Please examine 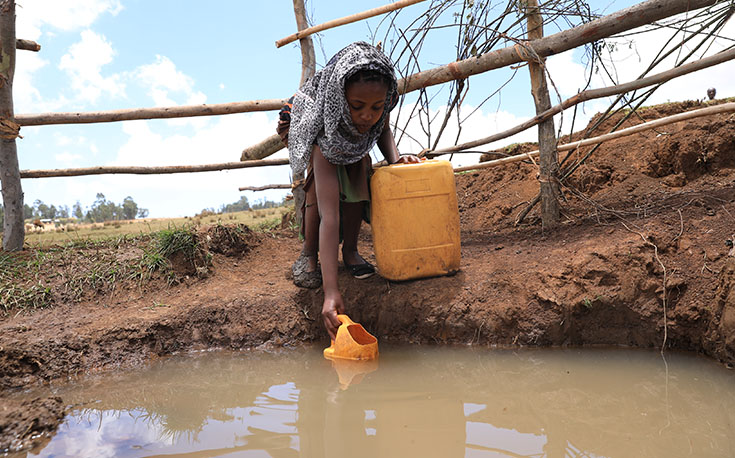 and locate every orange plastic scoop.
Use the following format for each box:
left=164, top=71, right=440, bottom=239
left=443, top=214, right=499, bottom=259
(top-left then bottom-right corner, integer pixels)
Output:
left=329, top=358, right=379, bottom=390
left=323, top=314, right=379, bottom=361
